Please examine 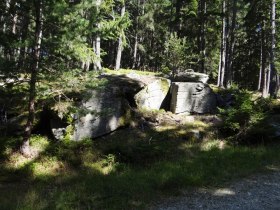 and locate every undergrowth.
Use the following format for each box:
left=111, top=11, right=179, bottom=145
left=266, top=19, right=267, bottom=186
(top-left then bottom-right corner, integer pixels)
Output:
left=1, top=123, right=280, bottom=209
left=218, top=86, right=278, bottom=144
